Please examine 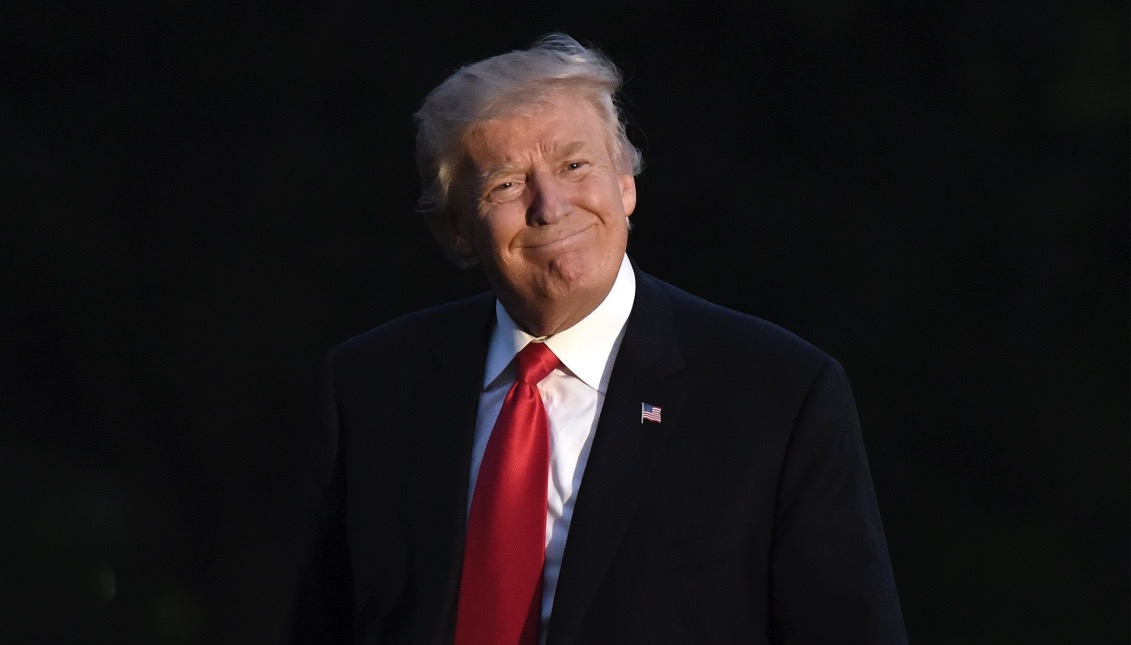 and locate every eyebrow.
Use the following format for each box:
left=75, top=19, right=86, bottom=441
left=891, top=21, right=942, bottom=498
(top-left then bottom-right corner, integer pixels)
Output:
left=476, top=140, right=590, bottom=184
left=550, top=140, right=587, bottom=160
